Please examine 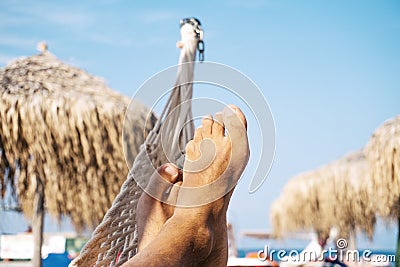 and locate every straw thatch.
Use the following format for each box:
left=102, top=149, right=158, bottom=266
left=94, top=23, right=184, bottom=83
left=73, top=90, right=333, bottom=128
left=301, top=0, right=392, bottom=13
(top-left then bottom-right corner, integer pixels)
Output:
left=330, top=151, right=375, bottom=238
left=0, top=51, right=155, bottom=230
left=365, top=115, right=400, bottom=218
left=270, top=170, right=333, bottom=238
left=271, top=151, right=375, bottom=239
